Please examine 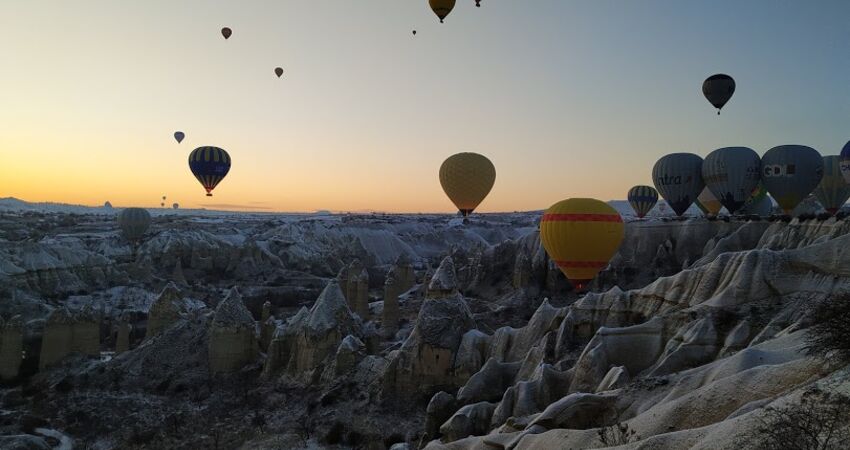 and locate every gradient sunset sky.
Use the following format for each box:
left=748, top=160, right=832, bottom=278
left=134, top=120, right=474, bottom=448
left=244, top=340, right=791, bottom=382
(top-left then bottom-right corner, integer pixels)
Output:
left=1, top=1, right=848, bottom=213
